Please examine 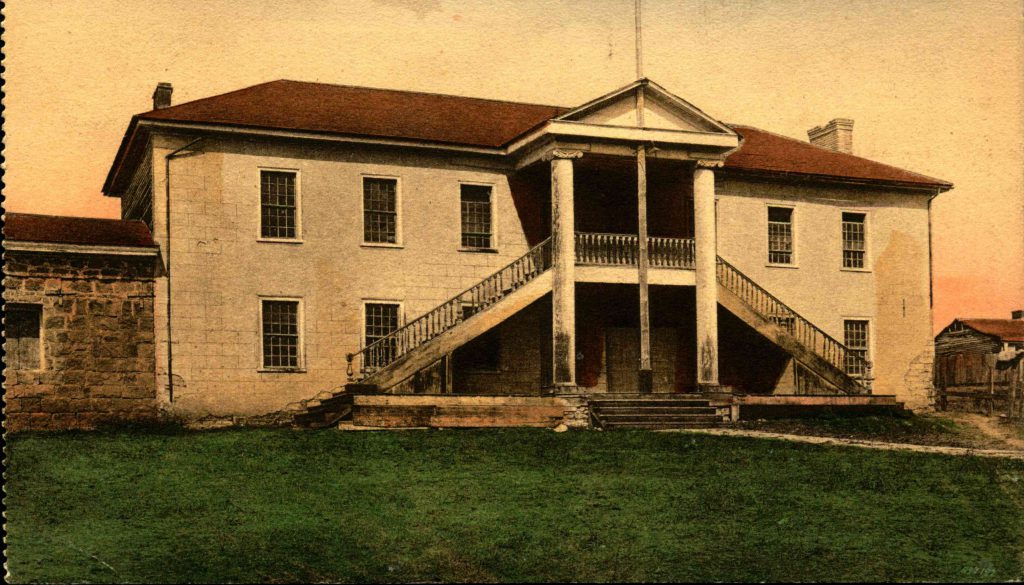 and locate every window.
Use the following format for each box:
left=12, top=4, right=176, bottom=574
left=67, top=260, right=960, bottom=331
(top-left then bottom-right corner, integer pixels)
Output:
left=460, top=184, right=493, bottom=249
left=7, top=304, right=42, bottom=370
left=261, top=299, right=301, bottom=369
left=767, top=206, right=794, bottom=265
left=457, top=304, right=501, bottom=371
left=260, top=171, right=298, bottom=239
left=842, top=212, right=867, bottom=269
left=363, top=177, right=398, bottom=244
left=364, top=302, right=400, bottom=368
left=843, top=319, right=869, bottom=376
